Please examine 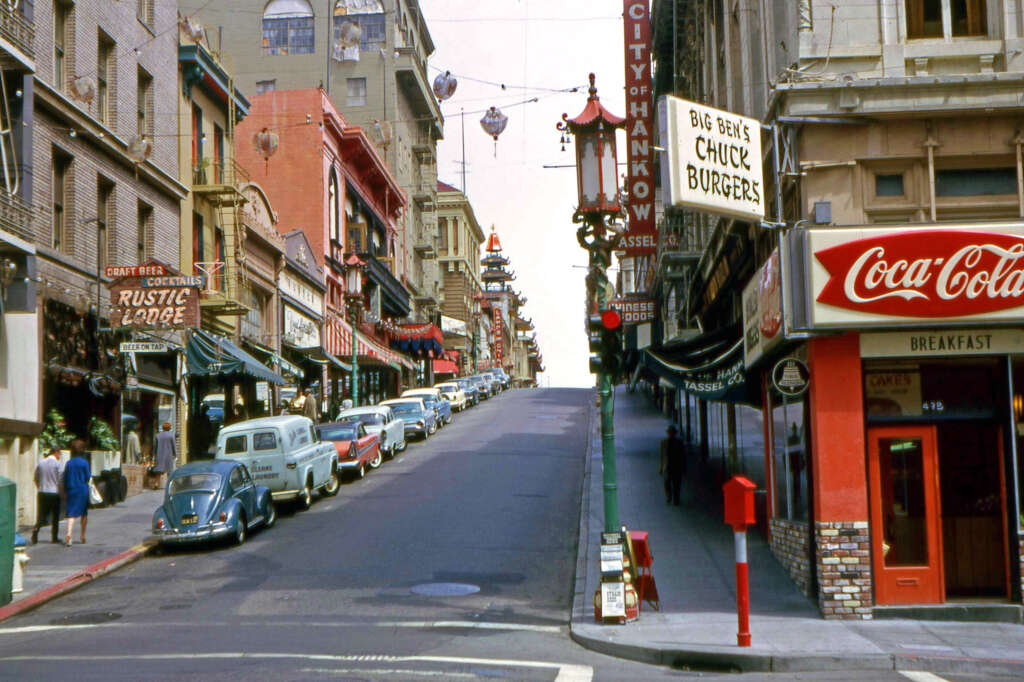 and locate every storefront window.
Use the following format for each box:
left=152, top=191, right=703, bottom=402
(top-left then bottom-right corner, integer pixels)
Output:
left=1011, top=361, right=1024, bottom=531
left=771, top=392, right=808, bottom=522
